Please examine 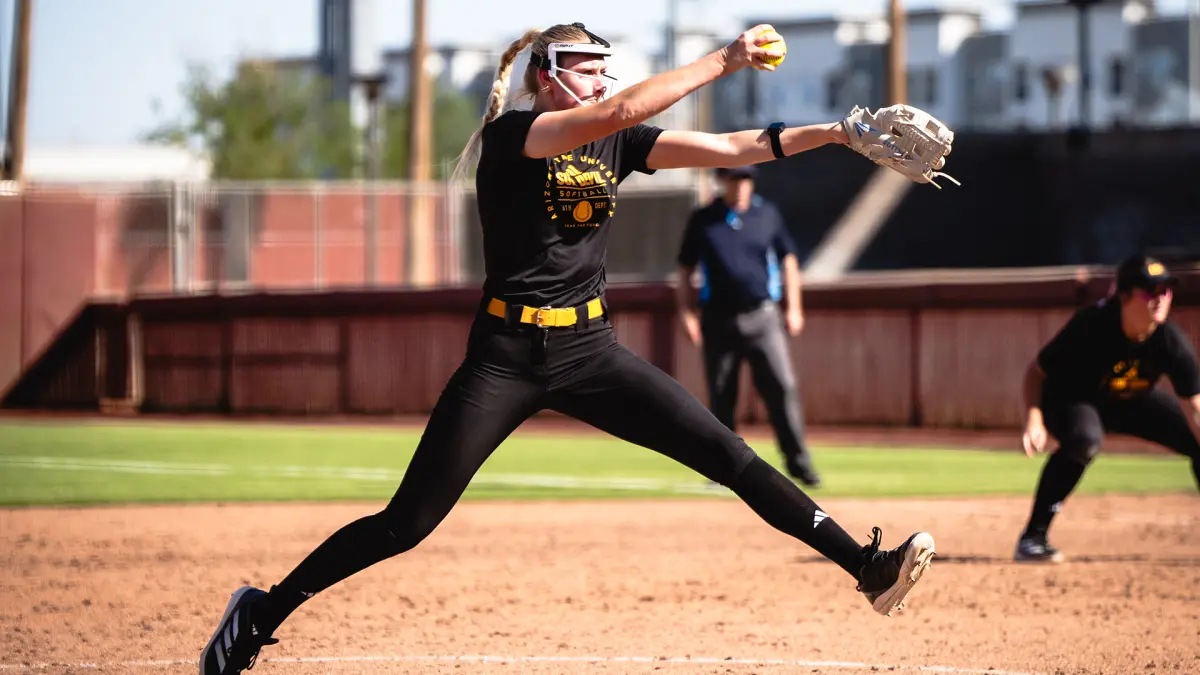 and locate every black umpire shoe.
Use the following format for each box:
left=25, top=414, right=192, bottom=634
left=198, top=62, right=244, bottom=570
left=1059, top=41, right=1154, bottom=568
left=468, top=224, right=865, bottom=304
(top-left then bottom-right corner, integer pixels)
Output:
left=1013, top=532, right=1064, bottom=564
left=857, top=527, right=937, bottom=616
left=199, top=586, right=279, bottom=675
left=785, top=457, right=822, bottom=488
